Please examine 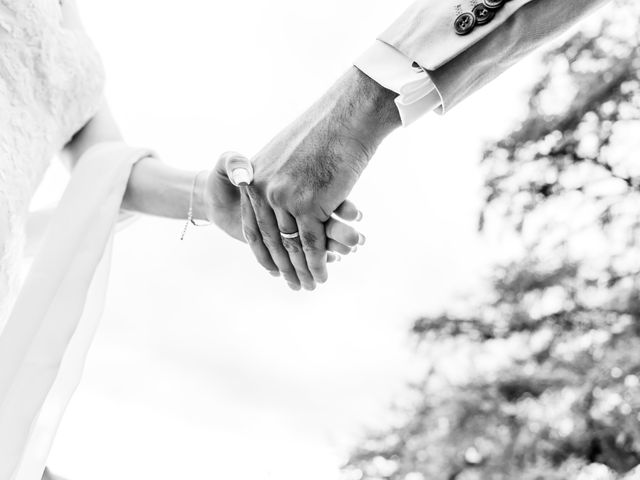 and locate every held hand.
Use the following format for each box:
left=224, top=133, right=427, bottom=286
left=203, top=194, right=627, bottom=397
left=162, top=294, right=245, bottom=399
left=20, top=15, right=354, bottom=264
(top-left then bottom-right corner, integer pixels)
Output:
left=202, top=152, right=247, bottom=242
left=204, top=152, right=365, bottom=283
left=242, top=67, right=400, bottom=290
